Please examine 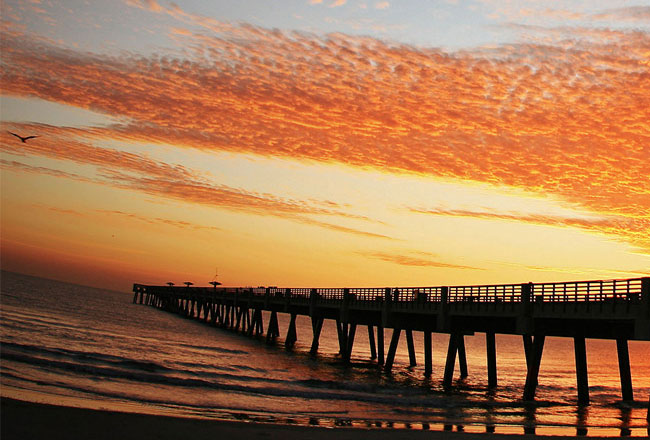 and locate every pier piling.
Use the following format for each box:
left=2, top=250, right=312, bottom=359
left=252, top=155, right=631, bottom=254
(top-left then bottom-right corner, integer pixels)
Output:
left=285, top=313, right=297, bottom=348
left=574, top=336, right=589, bottom=405
left=377, top=326, right=385, bottom=365
left=406, top=330, right=417, bottom=367
left=443, top=333, right=459, bottom=389
left=486, top=331, right=497, bottom=388
left=616, top=338, right=633, bottom=401
left=384, top=328, right=401, bottom=372
left=523, top=335, right=545, bottom=401
left=310, top=317, right=324, bottom=354
left=423, top=330, right=433, bottom=376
